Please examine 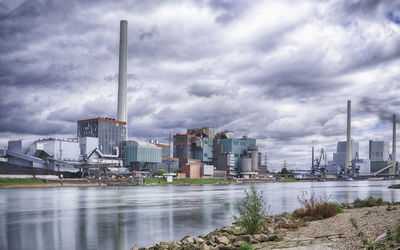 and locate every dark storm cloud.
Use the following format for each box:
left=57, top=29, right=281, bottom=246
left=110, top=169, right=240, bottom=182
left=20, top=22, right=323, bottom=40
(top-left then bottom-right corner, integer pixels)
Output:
left=186, top=83, right=227, bottom=97
left=206, top=0, right=253, bottom=23
left=360, top=97, right=400, bottom=123
left=1, top=0, right=400, bottom=169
